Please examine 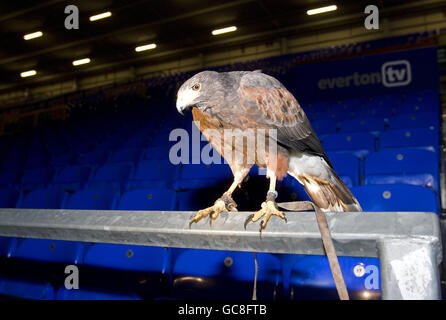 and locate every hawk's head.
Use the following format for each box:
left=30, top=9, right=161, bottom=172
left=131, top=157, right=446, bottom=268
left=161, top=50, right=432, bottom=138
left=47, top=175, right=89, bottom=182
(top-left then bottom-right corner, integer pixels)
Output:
left=176, top=71, right=220, bottom=115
